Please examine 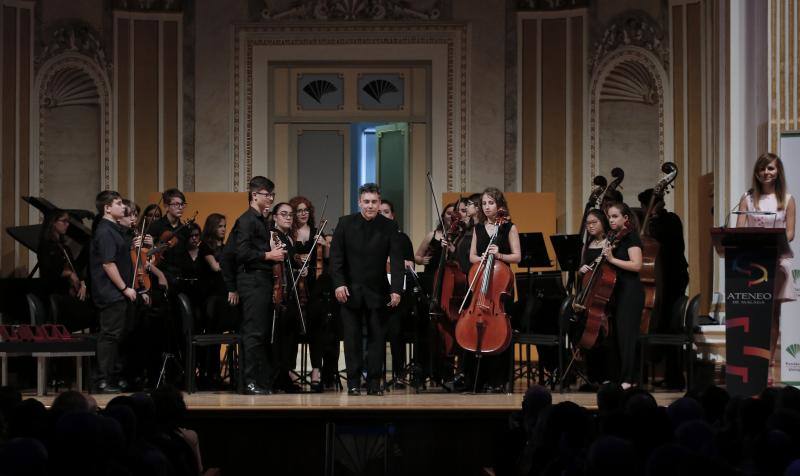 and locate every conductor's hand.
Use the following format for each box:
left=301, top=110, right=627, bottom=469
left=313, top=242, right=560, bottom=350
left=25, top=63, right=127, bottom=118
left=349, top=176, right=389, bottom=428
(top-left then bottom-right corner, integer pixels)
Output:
left=265, top=247, right=287, bottom=262
left=335, top=286, right=350, bottom=303
left=388, top=293, right=401, bottom=308
left=579, top=264, right=592, bottom=275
